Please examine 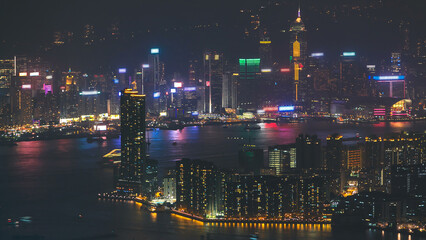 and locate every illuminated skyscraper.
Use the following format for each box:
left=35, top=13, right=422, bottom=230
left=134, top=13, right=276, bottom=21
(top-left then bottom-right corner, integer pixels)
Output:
left=237, top=58, right=261, bottom=110
left=176, top=158, right=223, bottom=217
left=268, top=144, right=297, bottom=175
left=221, top=71, right=238, bottom=109
left=116, top=89, right=146, bottom=195
left=16, top=83, right=33, bottom=125
left=0, top=59, right=14, bottom=89
left=60, top=70, right=80, bottom=118
left=203, top=51, right=223, bottom=113
left=259, top=33, right=272, bottom=69
left=346, top=145, right=363, bottom=170
left=289, top=6, right=307, bottom=103
left=339, top=52, right=367, bottom=97
left=390, top=52, right=402, bottom=74
left=148, top=48, right=166, bottom=113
